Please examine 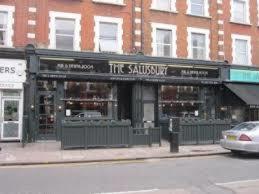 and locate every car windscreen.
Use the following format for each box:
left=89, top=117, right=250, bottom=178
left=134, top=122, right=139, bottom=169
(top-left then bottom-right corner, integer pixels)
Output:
left=232, top=123, right=259, bottom=131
